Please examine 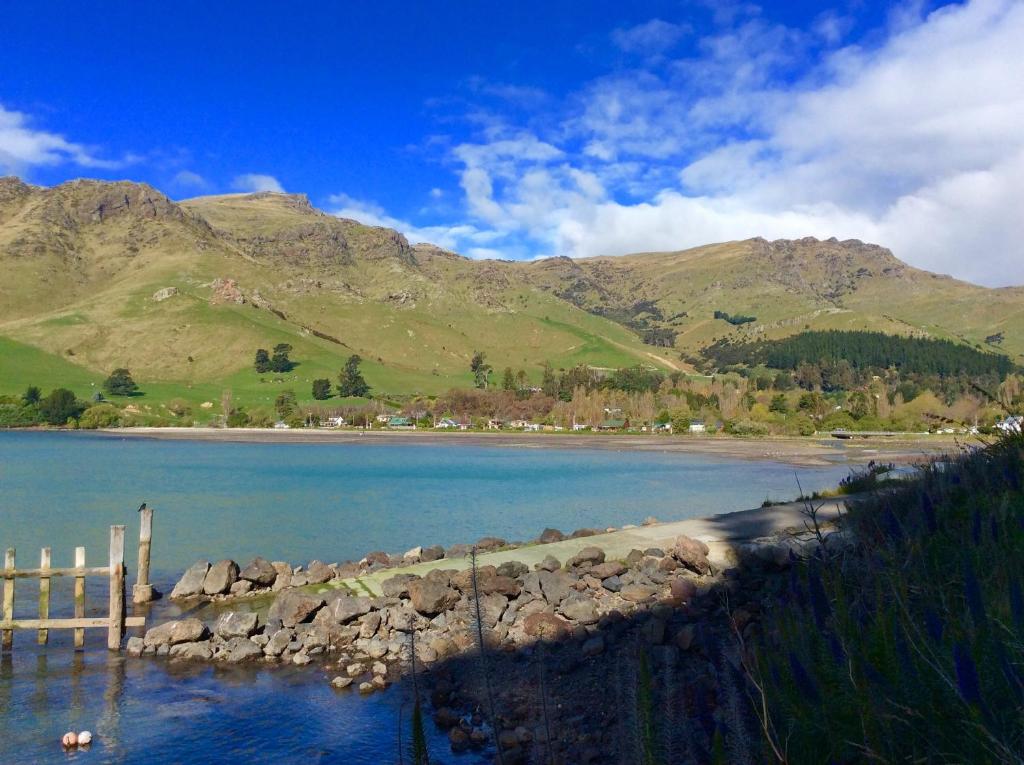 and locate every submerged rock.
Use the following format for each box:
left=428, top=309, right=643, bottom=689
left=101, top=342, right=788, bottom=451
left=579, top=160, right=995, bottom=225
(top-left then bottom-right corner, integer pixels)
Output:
left=144, top=618, right=208, bottom=647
